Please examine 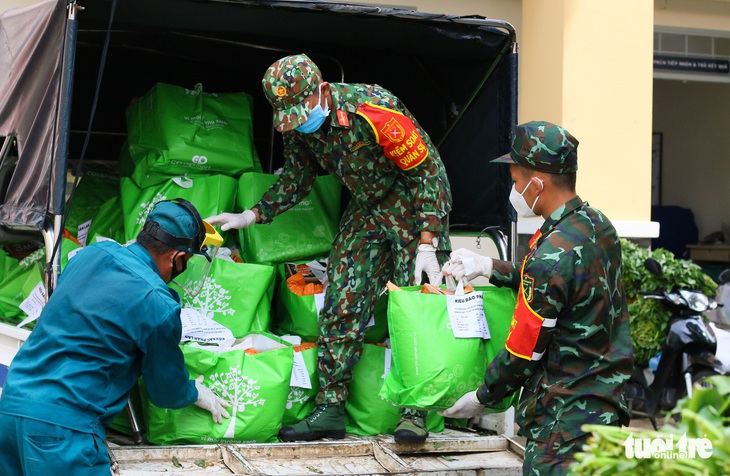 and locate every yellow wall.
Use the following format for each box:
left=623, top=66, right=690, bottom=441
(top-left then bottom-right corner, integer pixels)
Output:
left=655, top=0, right=730, bottom=30
left=520, top=0, right=654, bottom=224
